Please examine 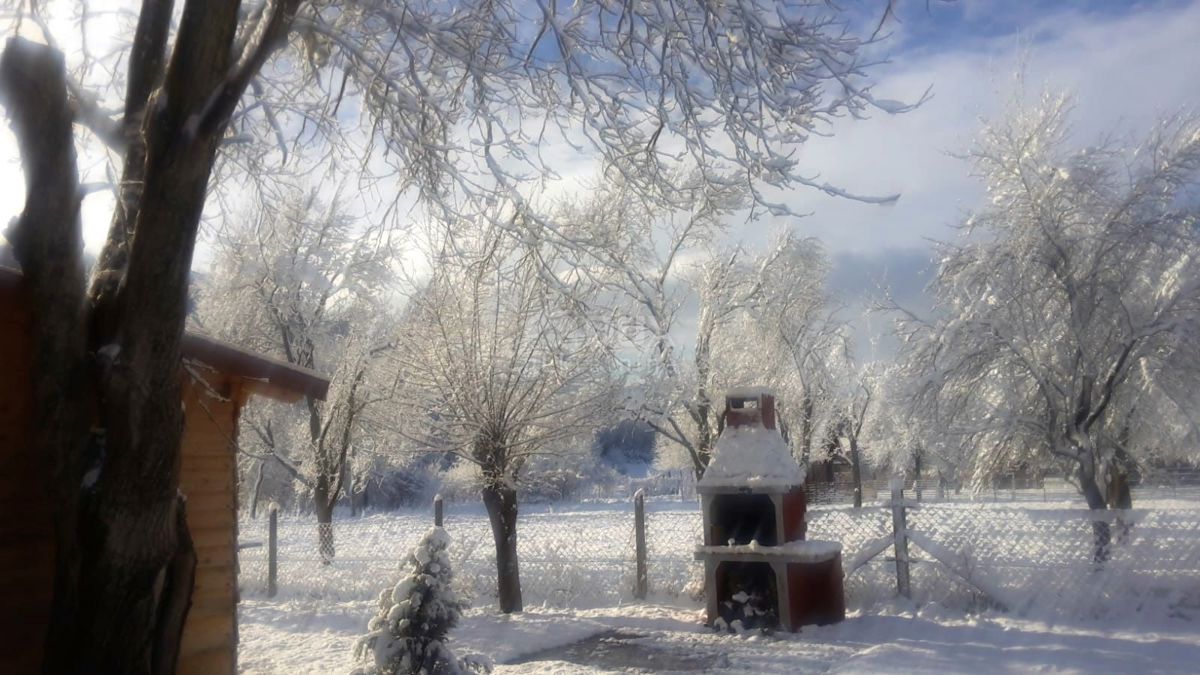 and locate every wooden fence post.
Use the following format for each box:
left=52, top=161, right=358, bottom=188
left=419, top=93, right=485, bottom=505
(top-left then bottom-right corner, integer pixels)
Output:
left=268, top=503, right=278, bottom=599
left=889, top=478, right=911, bottom=598
left=634, top=489, right=648, bottom=600
left=434, top=494, right=444, bottom=527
